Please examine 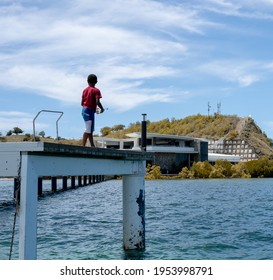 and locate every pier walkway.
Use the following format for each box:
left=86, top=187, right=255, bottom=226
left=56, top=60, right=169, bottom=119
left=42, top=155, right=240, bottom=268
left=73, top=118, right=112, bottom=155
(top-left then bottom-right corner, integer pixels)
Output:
left=0, top=142, right=151, bottom=259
